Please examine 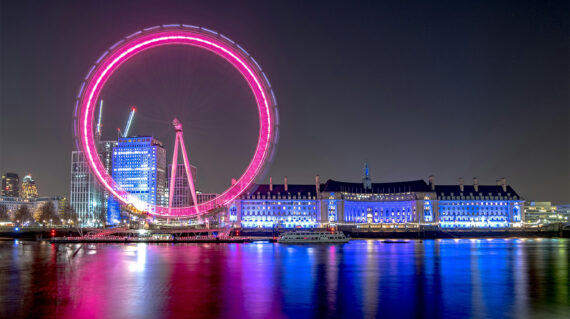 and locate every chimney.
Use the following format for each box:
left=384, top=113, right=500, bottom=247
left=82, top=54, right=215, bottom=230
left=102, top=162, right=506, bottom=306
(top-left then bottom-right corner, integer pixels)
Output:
left=269, top=177, right=273, bottom=192
left=473, top=177, right=479, bottom=192
left=501, top=177, right=507, bottom=192
left=284, top=176, right=288, bottom=192
left=315, top=175, right=320, bottom=199
left=428, top=175, right=435, bottom=191
left=459, top=177, right=464, bottom=192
